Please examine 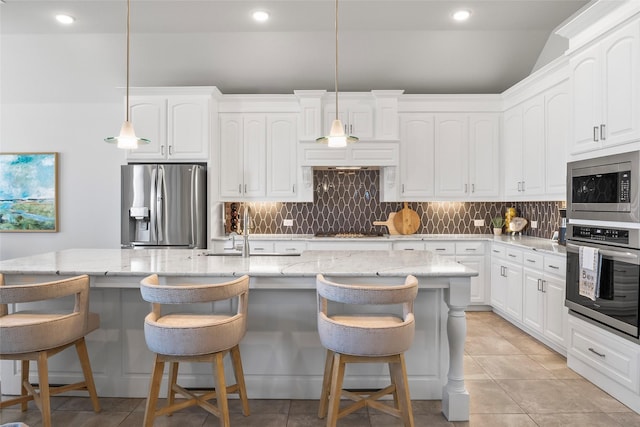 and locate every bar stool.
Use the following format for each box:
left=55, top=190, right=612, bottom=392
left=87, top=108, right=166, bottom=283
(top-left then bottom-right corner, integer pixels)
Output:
left=316, top=274, right=418, bottom=427
left=0, top=274, right=101, bottom=427
left=139, top=274, right=250, bottom=427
